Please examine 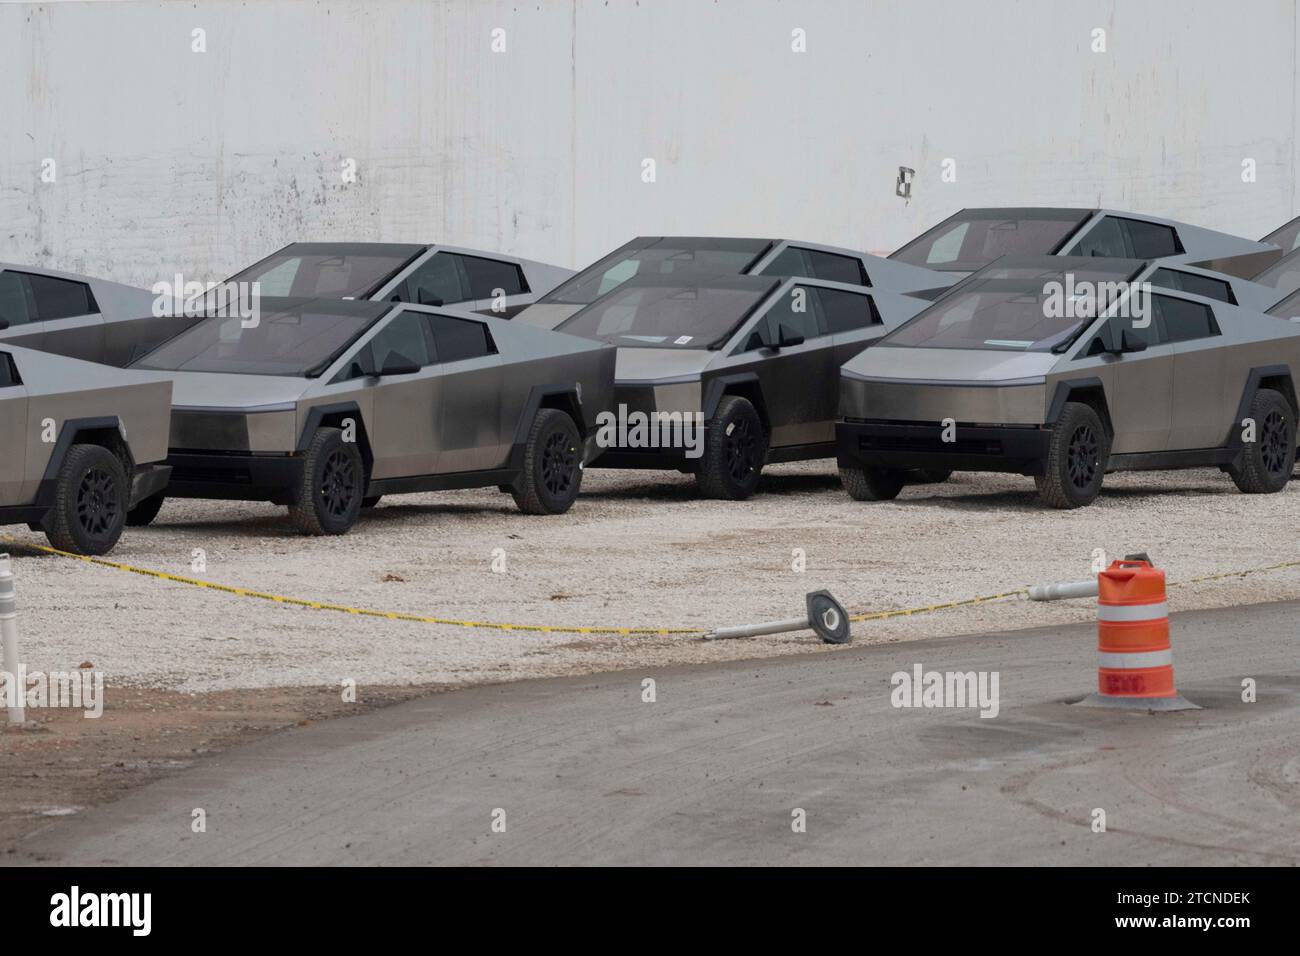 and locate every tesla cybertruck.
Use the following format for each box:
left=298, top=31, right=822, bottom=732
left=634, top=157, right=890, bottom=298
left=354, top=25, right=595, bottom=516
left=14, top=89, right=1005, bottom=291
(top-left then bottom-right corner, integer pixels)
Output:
left=1261, top=214, right=1300, bottom=256
left=548, top=272, right=929, bottom=500
left=889, top=208, right=1283, bottom=280
left=514, top=236, right=955, bottom=330
left=0, top=263, right=179, bottom=366
left=128, top=297, right=614, bottom=534
left=836, top=256, right=1300, bottom=508
left=0, top=344, right=171, bottom=554
left=219, top=242, right=573, bottom=318
left=1250, top=245, right=1300, bottom=305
